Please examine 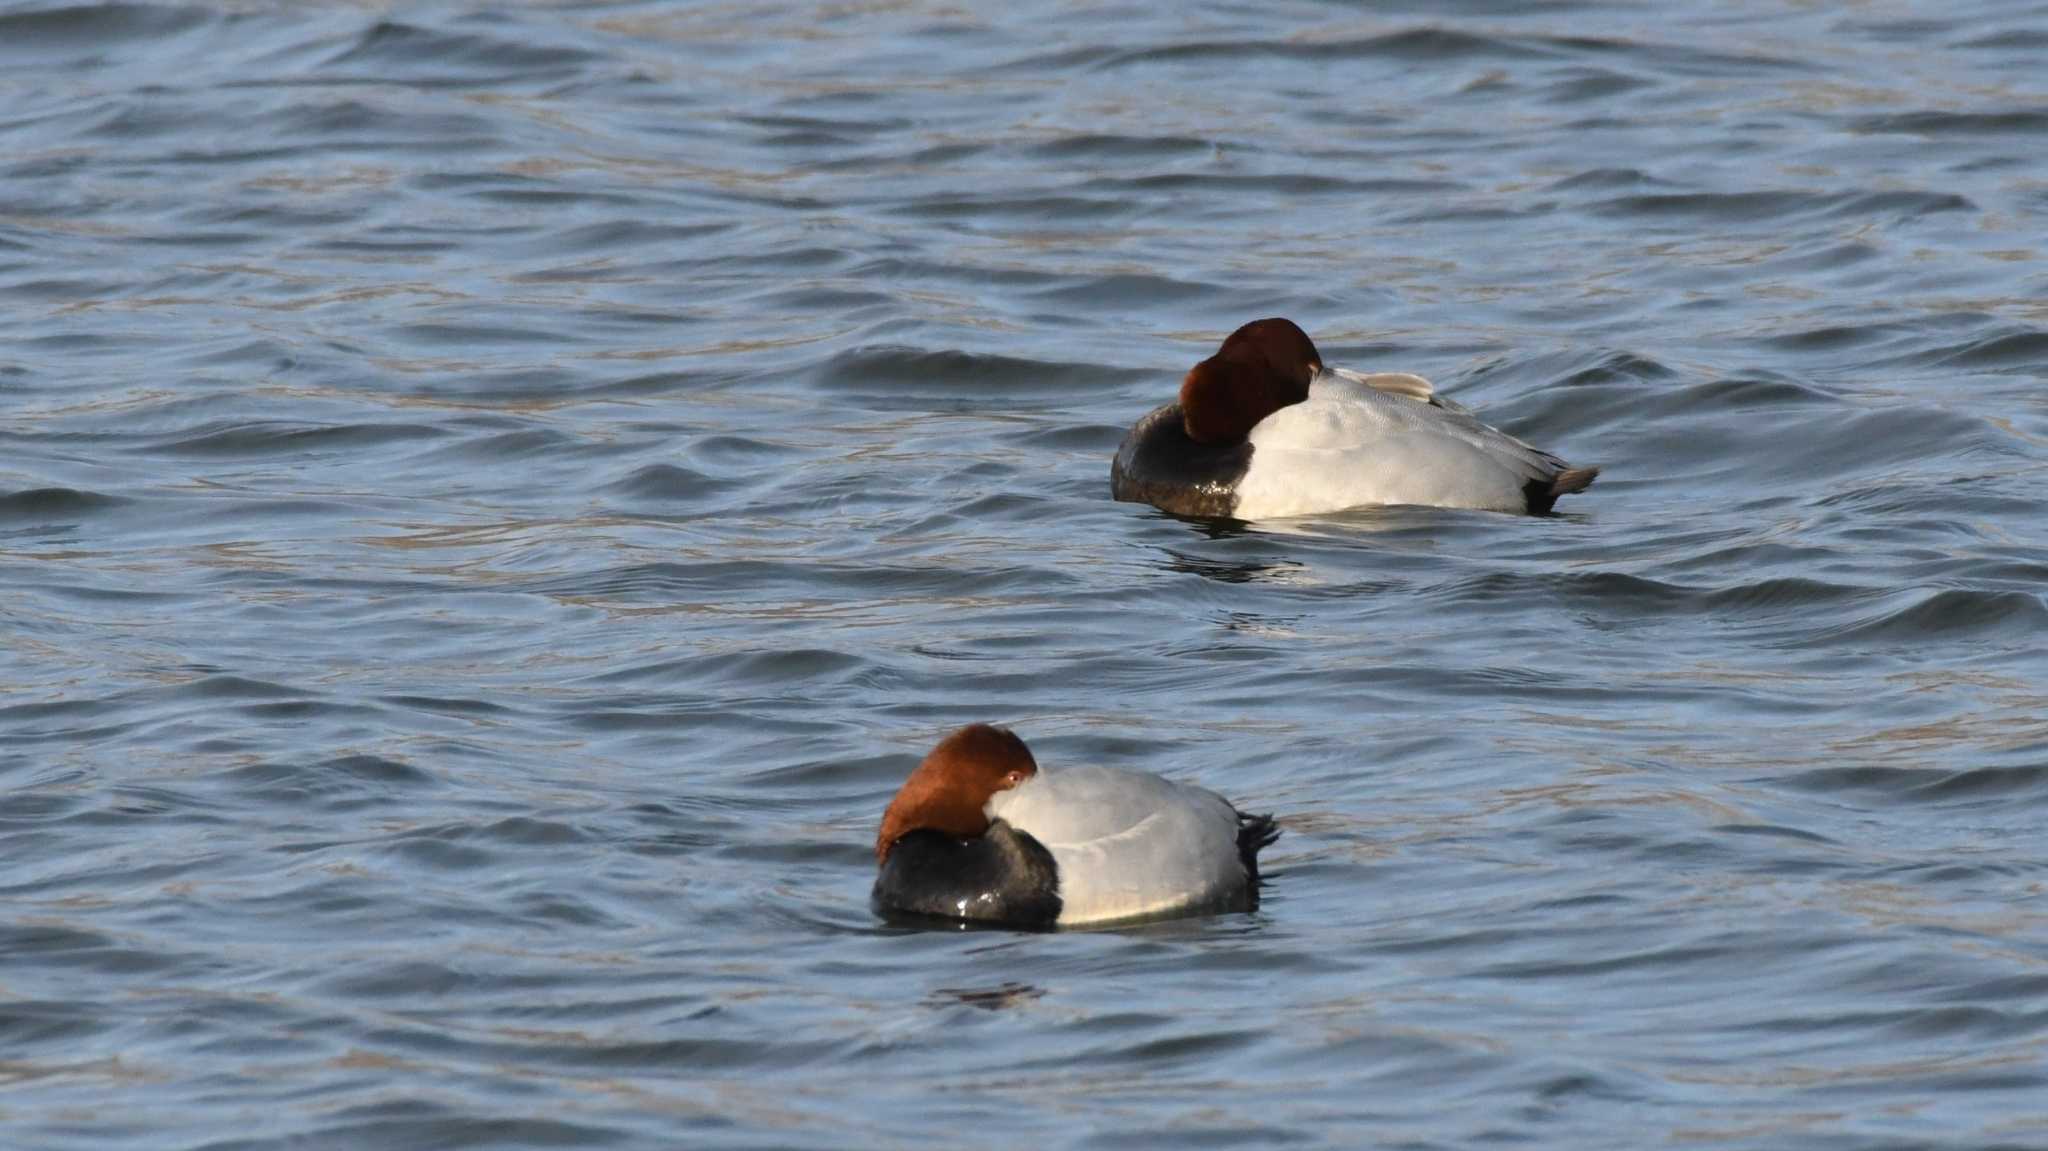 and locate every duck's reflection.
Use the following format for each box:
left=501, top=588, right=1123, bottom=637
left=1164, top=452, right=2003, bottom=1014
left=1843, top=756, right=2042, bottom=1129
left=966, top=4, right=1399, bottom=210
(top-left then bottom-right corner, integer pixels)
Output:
left=926, top=981, right=1045, bottom=1012
left=1156, top=547, right=1305, bottom=586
